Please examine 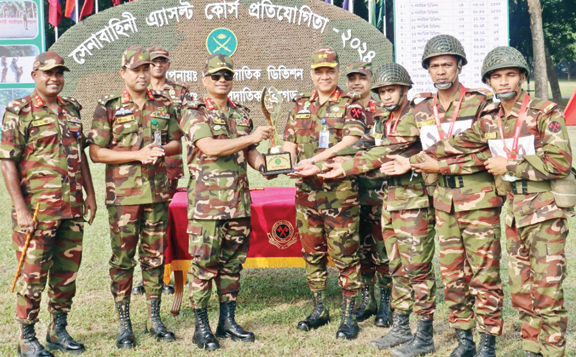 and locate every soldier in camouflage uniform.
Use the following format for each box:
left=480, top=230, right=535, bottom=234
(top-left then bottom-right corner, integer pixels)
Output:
left=415, top=46, right=571, bottom=357
left=87, top=47, right=182, bottom=349
left=282, top=47, right=365, bottom=340
left=148, top=45, right=191, bottom=197
left=342, top=62, right=392, bottom=326
left=320, top=63, right=437, bottom=354
left=0, top=51, right=96, bottom=356
left=182, top=54, right=273, bottom=351
left=384, top=35, right=504, bottom=357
